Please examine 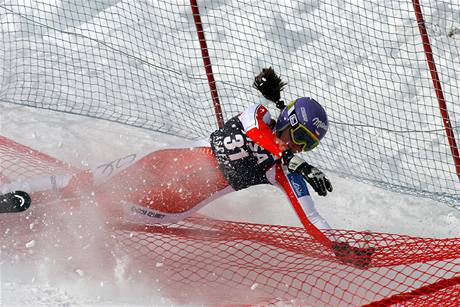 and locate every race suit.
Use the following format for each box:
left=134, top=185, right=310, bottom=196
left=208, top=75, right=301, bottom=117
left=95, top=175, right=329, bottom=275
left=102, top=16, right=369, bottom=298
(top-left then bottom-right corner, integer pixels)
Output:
left=0, top=104, right=331, bottom=234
